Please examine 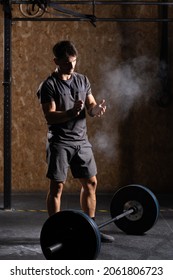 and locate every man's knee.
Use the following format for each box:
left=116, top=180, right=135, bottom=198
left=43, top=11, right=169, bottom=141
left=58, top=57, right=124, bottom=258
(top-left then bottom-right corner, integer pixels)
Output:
left=80, top=176, right=97, bottom=192
left=88, top=177, right=97, bottom=189
left=49, top=180, right=64, bottom=196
